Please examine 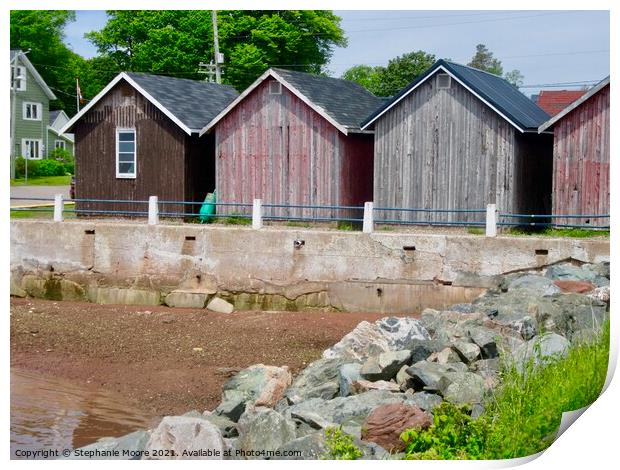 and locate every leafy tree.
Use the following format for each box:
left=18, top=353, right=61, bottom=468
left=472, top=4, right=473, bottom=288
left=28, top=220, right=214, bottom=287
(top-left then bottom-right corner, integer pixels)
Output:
left=342, top=50, right=435, bottom=97
left=468, top=44, right=503, bottom=75
left=504, top=69, right=524, bottom=87
left=10, top=10, right=82, bottom=112
left=86, top=10, right=347, bottom=91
